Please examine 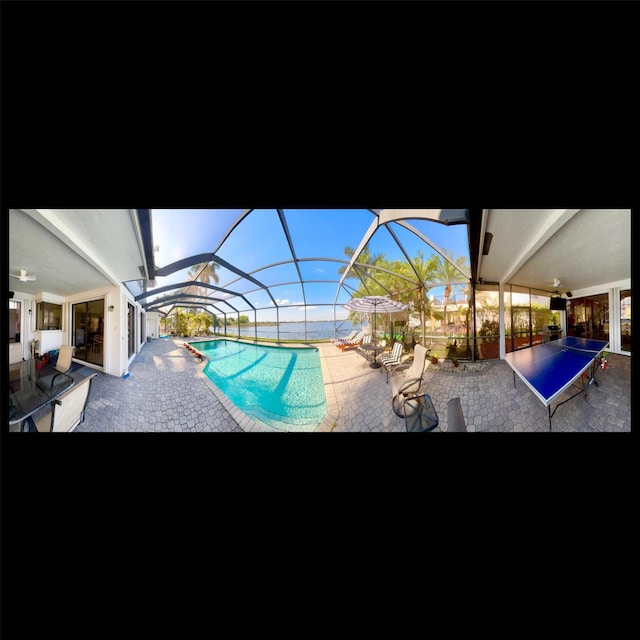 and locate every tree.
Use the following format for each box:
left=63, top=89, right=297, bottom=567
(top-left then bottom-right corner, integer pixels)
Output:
left=387, top=251, right=441, bottom=347
left=187, top=262, right=220, bottom=298
left=338, top=246, right=386, bottom=284
left=429, top=250, right=469, bottom=333
left=339, top=245, right=389, bottom=334
left=174, top=309, right=190, bottom=336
